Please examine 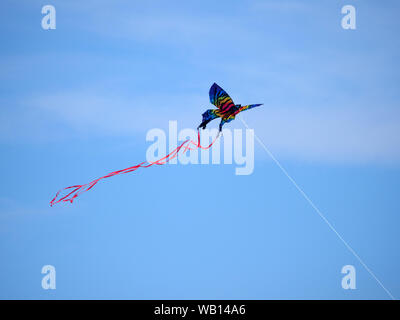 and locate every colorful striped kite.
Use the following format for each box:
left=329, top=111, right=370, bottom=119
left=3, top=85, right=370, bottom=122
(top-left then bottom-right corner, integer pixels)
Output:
left=50, top=83, right=262, bottom=206
left=198, top=83, right=262, bottom=131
